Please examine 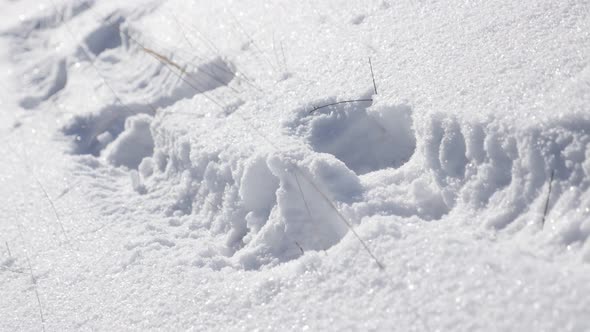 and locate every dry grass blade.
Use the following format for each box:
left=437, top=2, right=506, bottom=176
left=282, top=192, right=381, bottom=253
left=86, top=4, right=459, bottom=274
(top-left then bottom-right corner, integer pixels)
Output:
left=0, top=266, right=26, bottom=274
left=6, top=141, right=69, bottom=244
left=142, top=47, right=185, bottom=72
left=17, top=227, right=46, bottom=332
left=167, top=9, right=263, bottom=93
left=294, top=167, right=385, bottom=270
left=280, top=41, right=288, bottom=72
left=293, top=171, right=329, bottom=255
left=5, top=241, right=11, bottom=257
left=369, top=57, right=378, bottom=95
left=31, top=173, right=70, bottom=243
left=309, top=99, right=373, bottom=114
left=293, top=171, right=313, bottom=223
left=541, top=169, right=555, bottom=228
left=141, top=48, right=226, bottom=109
left=142, top=46, right=243, bottom=95
left=295, top=241, right=305, bottom=254
left=48, top=0, right=159, bottom=115
left=227, top=9, right=277, bottom=74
